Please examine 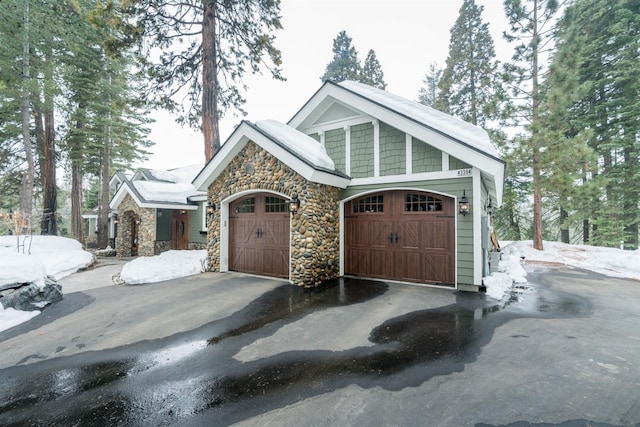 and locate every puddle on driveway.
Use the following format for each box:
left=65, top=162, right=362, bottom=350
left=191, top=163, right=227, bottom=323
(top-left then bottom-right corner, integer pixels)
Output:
left=0, top=277, right=590, bottom=426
